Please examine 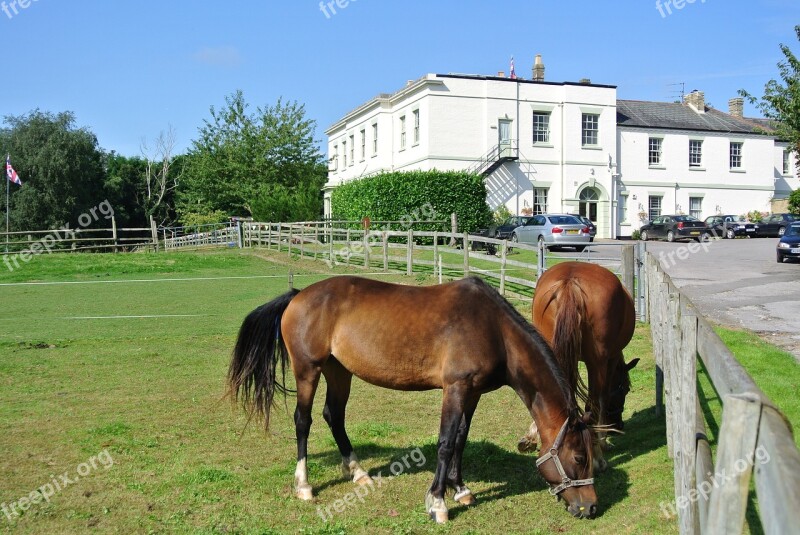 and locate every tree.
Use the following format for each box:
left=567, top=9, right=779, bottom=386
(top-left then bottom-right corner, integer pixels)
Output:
left=103, top=152, right=148, bottom=228
left=740, top=25, right=800, bottom=168
left=0, top=110, right=106, bottom=231
left=179, top=91, right=326, bottom=223
left=141, top=126, right=181, bottom=226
